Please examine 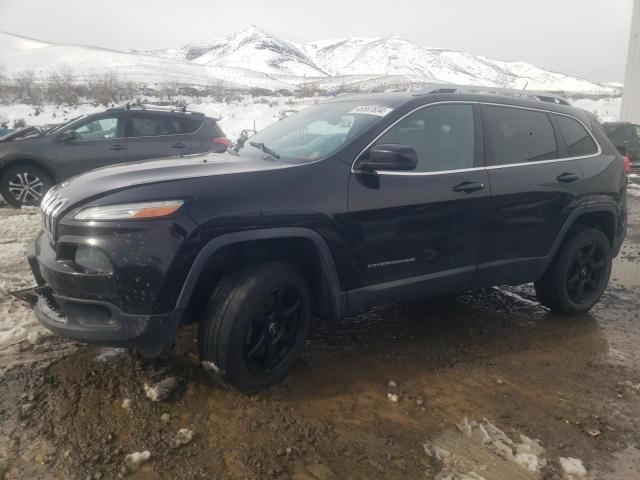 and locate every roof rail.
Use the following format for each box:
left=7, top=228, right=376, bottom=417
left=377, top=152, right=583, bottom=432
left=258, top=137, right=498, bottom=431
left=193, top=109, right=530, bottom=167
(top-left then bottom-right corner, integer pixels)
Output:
left=107, top=104, right=205, bottom=116
left=414, top=84, right=571, bottom=106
